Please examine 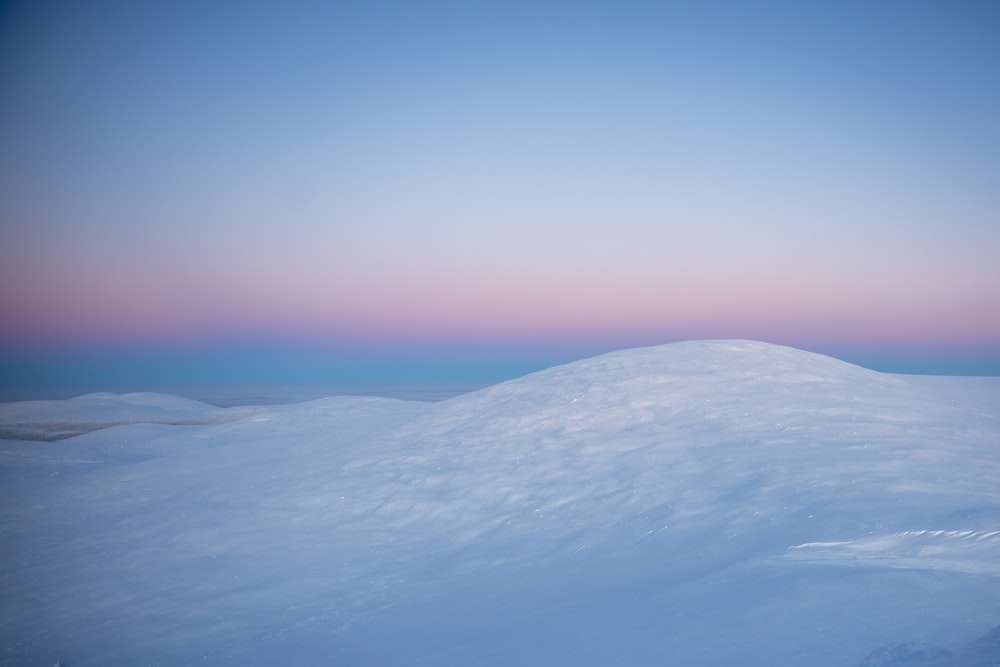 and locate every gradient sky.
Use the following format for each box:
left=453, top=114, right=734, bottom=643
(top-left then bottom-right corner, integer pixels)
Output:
left=1, top=1, right=999, bottom=399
